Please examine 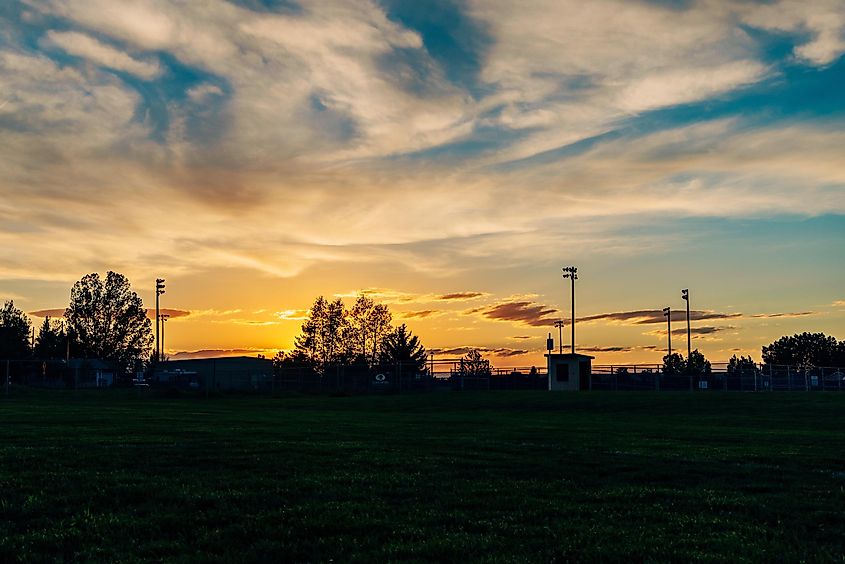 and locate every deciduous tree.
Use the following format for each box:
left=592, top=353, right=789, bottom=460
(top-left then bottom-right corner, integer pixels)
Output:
left=762, top=333, right=844, bottom=368
left=293, top=296, right=349, bottom=370
left=0, top=300, right=31, bottom=359
left=727, top=354, right=756, bottom=374
left=64, top=271, right=152, bottom=372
